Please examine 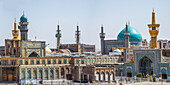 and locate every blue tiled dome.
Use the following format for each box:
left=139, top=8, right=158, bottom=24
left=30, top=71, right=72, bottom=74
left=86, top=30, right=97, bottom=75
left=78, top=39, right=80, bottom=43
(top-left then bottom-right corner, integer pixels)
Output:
left=20, top=14, right=27, bottom=22
left=113, top=49, right=121, bottom=52
left=117, top=26, right=142, bottom=42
